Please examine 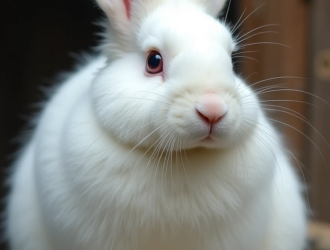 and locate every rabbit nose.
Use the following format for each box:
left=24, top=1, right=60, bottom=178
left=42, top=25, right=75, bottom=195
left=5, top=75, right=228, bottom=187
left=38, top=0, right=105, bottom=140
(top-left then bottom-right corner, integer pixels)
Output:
left=195, top=94, right=228, bottom=124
